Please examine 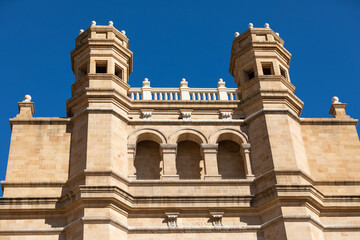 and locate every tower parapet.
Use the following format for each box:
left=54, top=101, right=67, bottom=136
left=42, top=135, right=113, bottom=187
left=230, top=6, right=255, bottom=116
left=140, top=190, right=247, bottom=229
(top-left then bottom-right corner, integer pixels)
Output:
left=68, top=21, right=133, bottom=116
left=230, top=23, right=303, bottom=116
